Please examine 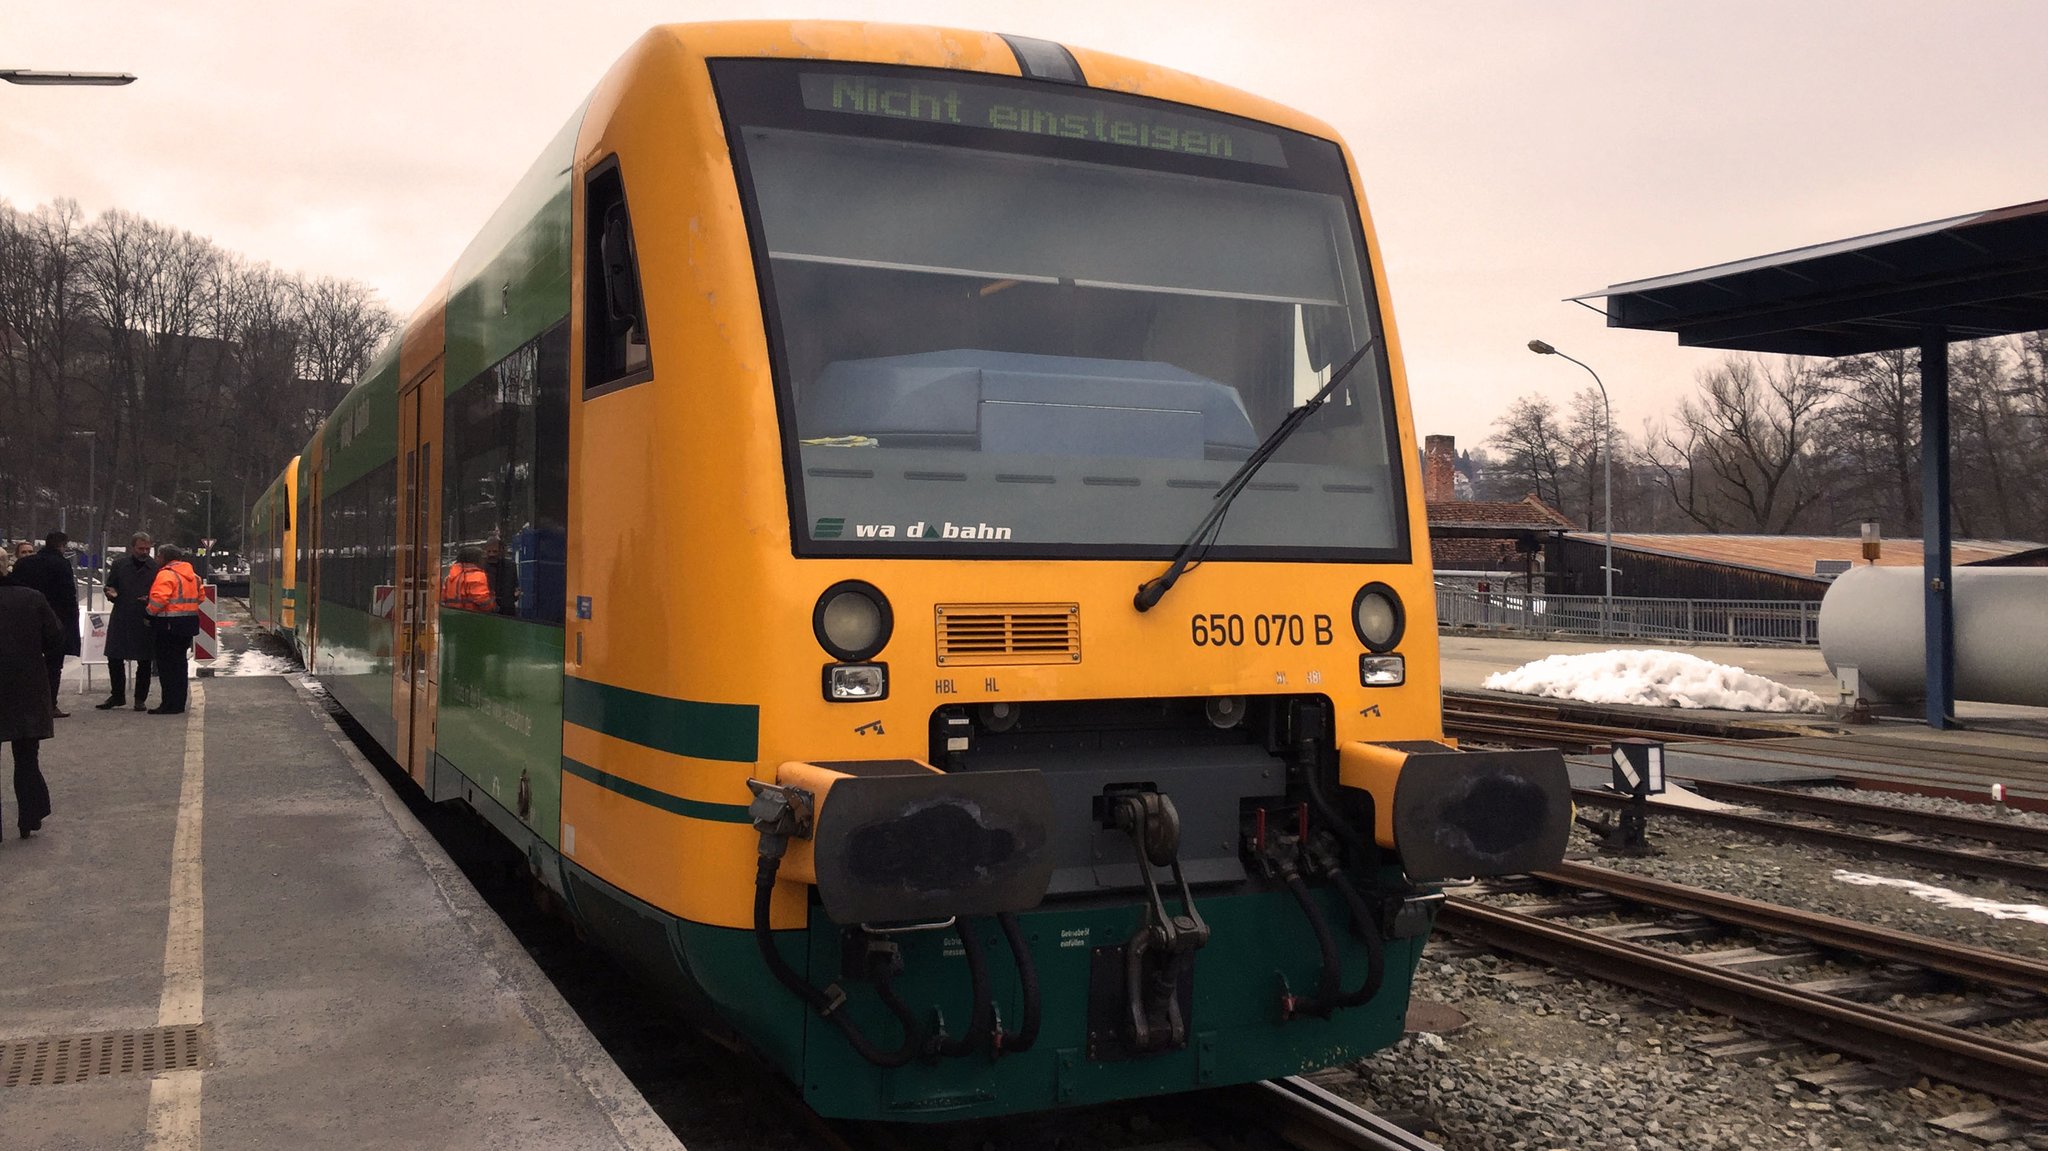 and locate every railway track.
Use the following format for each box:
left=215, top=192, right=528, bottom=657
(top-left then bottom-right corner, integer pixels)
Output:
left=1441, top=693, right=1792, bottom=752
left=813, top=1075, right=1446, bottom=1151
left=1438, top=861, right=2048, bottom=1108
left=1445, top=689, right=2048, bottom=813
left=1207, top=1076, right=1447, bottom=1151
left=1574, top=783, right=2048, bottom=891
left=1682, top=778, right=2048, bottom=853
